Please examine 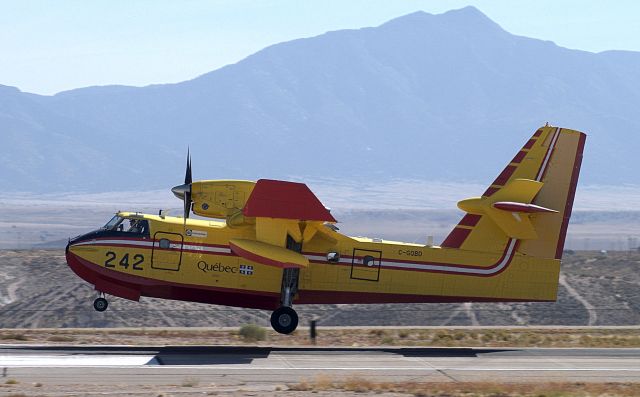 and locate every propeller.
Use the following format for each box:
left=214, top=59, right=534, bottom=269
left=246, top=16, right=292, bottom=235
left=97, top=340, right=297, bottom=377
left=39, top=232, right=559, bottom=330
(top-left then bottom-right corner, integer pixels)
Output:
left=171, top=149, right=193, bottom=225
